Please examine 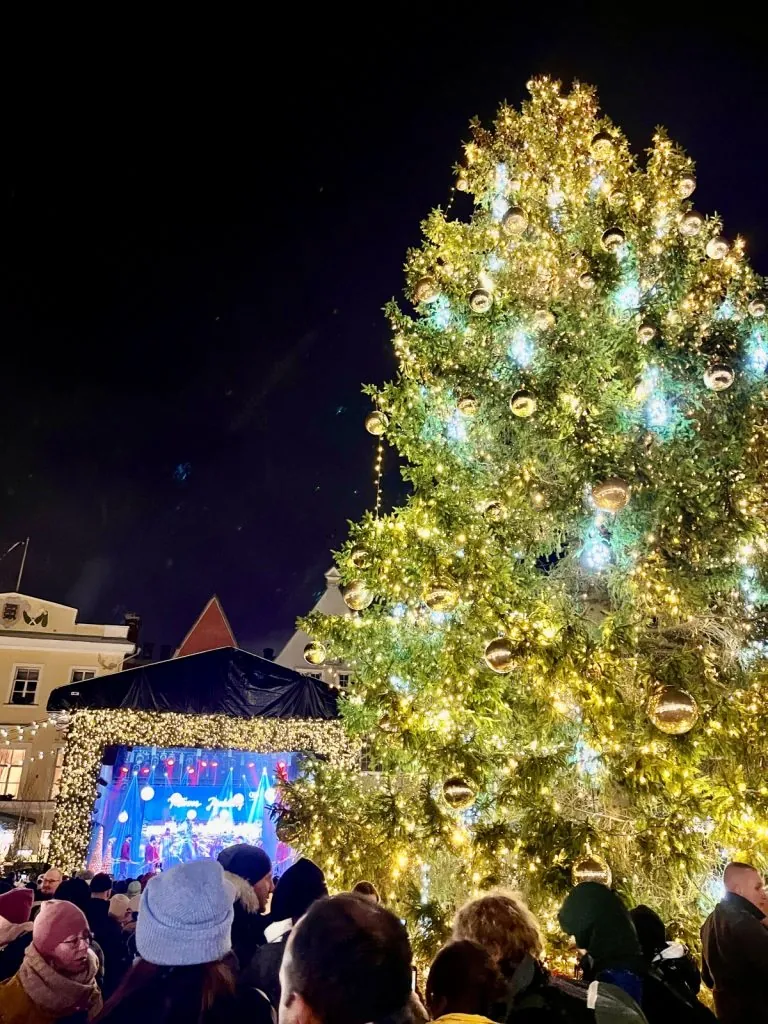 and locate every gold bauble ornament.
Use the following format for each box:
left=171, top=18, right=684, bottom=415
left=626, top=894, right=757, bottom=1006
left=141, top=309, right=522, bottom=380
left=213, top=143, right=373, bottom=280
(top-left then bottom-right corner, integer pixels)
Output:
left=590, top=131, right=614, bottom=159
left=510, top=390, right=537, bottom=418
left=483, top=637, right=515, bottom=674
left=303, top=641, right=327, bottom=666
left=413, top=276, right=438, bottom=304
left=637, top=322, right=657, bottom=344
left=365, top=410, right=389, bottom=436
left=601, top=227, right=626, bottom=252
left=748, top=299, right=766, bottom=318
left=456, top=176, right=469, bottom=192
left=483, top=500, right=506, bottom=523
left=469, top=288, right=492, bottom=313
left=647, top=685, right=699, bottom=735
left=533, top=309, right=556, bottom=331
left=502, top=206, right=528, bottom=235
left=679, top=211, right=704, bottom=237
left=572, top=853, right=612, bottom=887
left=592, top=477, right=630, bottom=513
left=677, top=174, right=697, bottom=199
left=443, top=776, right=475, bottom=810
left=609, top=190, right=626, bottom=207
left=350, top=547, right=370, bottom=569
left=578, top=272, right=596, bottom=290
left=706, top=235, right=729, bottom=260
left=457, top=395, right=478, bottom=416
left=424, top=581, right=458, bottom=613
left=703, top=364, right=735, bottom=392
left=342, top=581, right=374, bottom=611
